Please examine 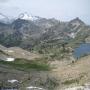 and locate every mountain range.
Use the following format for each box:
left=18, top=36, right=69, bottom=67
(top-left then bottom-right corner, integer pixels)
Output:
left=1, top=12, right=90, bottom=90
left=0, top=13, right=90, bottom=51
